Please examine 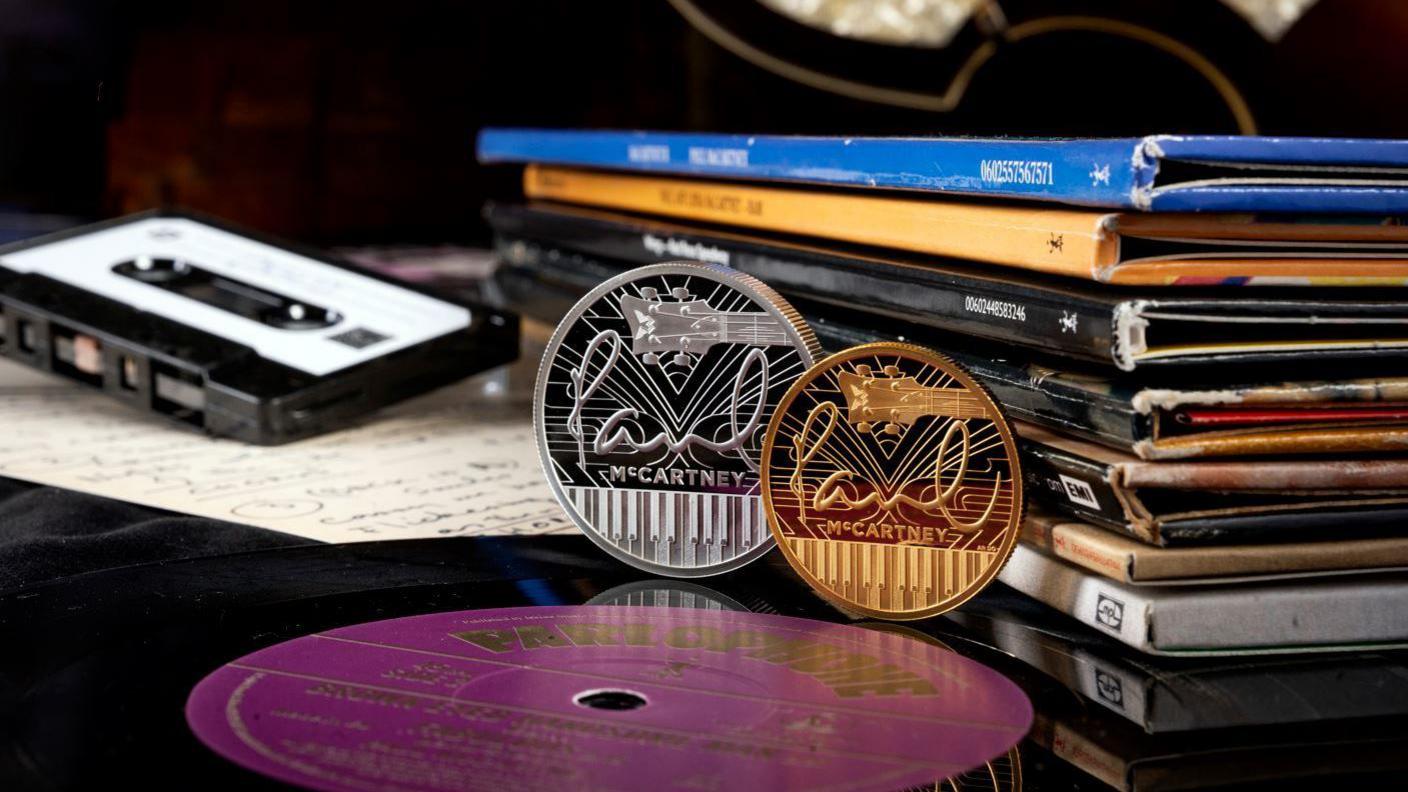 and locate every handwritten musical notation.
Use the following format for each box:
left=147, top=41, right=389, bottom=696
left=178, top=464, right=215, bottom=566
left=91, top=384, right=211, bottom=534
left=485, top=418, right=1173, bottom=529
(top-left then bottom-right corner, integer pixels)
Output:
left=0, top=357, right=576, bottom=543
